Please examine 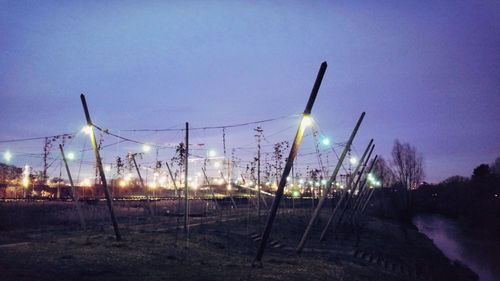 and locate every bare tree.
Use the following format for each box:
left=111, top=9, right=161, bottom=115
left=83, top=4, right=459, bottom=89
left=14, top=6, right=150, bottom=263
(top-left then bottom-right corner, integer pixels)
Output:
left=372, top=156, right=396, bottom=187
left=391, top=139, right=424, bottom=190
left=491, top=157, right=500, bottom=176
